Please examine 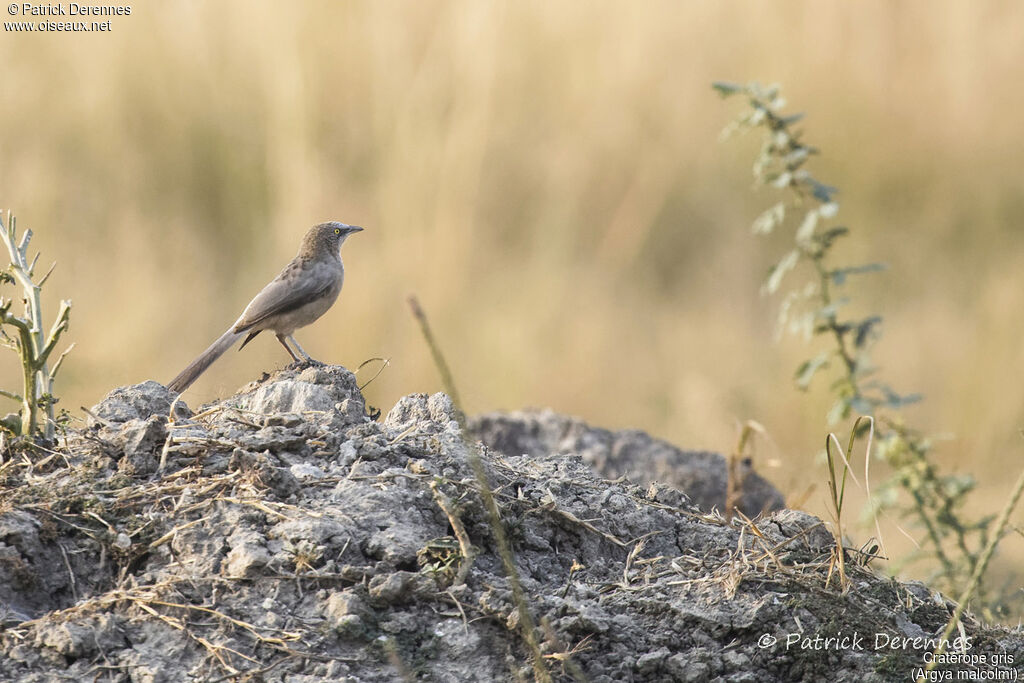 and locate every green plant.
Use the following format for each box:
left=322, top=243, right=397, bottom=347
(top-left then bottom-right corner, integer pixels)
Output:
left=715, top=82, right=1017, bottom=618
left=823, top=416, right=875, bottom=591
left=0, top=211, right=74, bottom=442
